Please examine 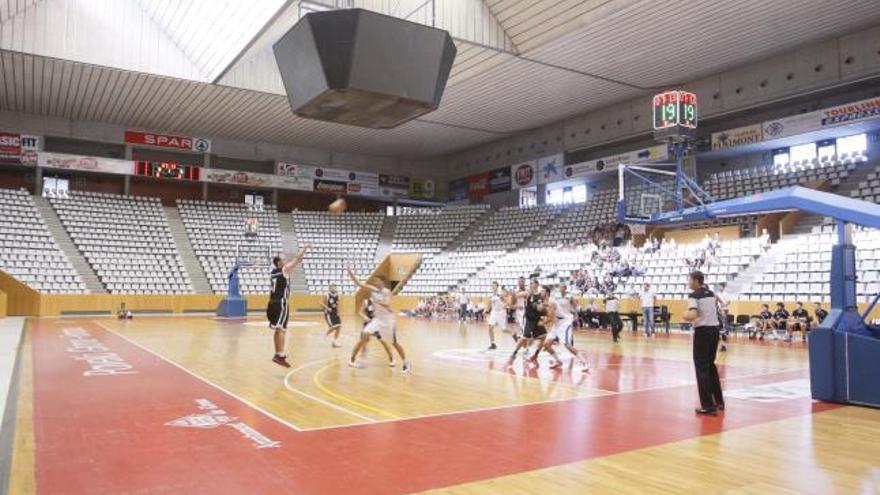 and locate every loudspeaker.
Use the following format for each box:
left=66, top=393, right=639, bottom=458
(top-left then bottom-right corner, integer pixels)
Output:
left=273, top=9, right=456, bottom=129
